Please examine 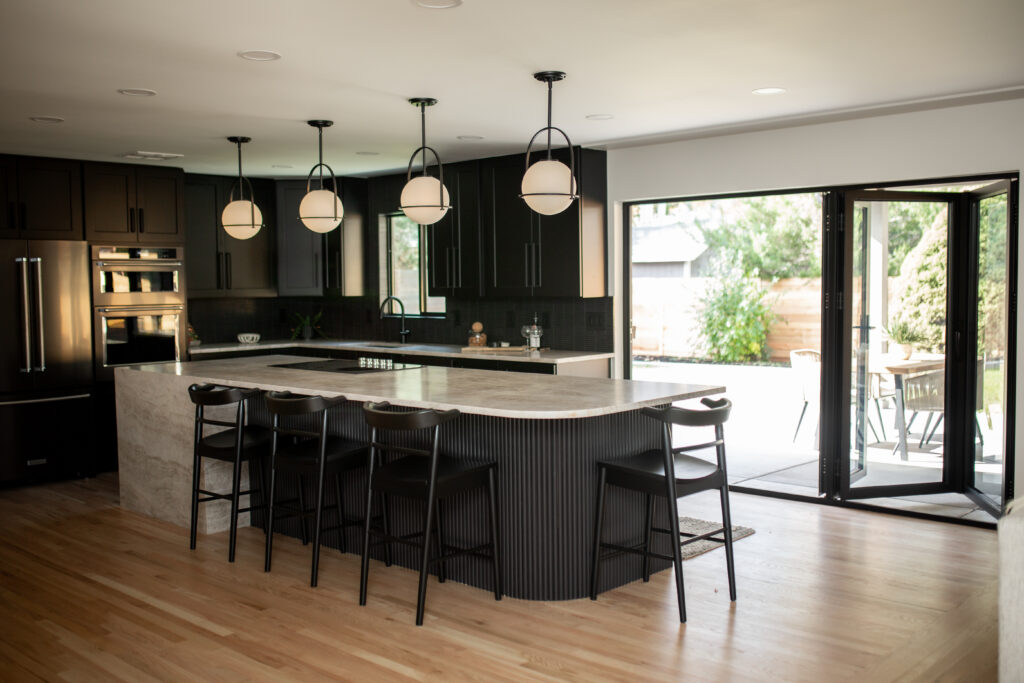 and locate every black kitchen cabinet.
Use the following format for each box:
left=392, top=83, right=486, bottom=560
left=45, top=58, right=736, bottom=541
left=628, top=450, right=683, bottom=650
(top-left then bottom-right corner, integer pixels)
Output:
left=323, top=178, right=366, bottom=297
left=482, top=147, right=606, bottom=298
left=0, top=155, right=82, bottom=240
left=185, top=174, right=276, bottom=297
left=84, top=162, right=184, bottom=244
left=277, top=180, right=323, bottom=296
left=427, top=161, right=481, bottom=298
